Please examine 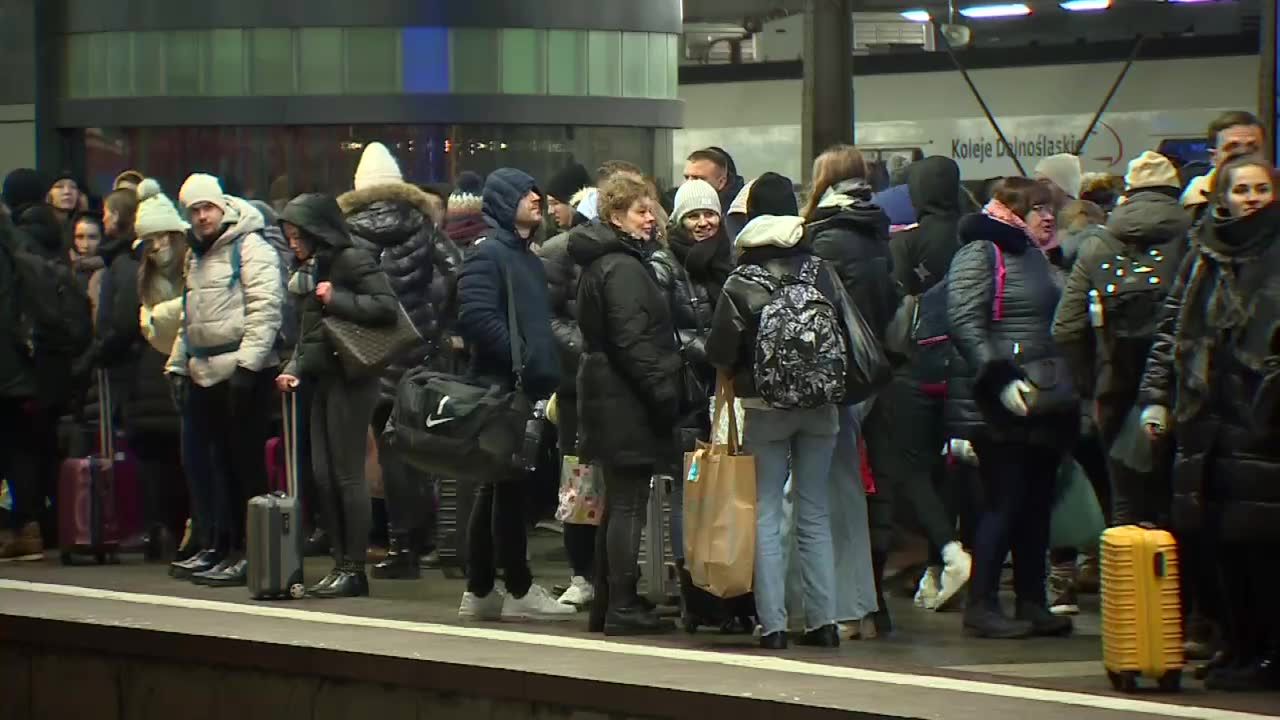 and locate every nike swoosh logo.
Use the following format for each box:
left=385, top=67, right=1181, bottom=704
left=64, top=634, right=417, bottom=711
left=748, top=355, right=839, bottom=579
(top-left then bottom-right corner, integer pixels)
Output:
left=425, top=416, right=454, bottom=428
